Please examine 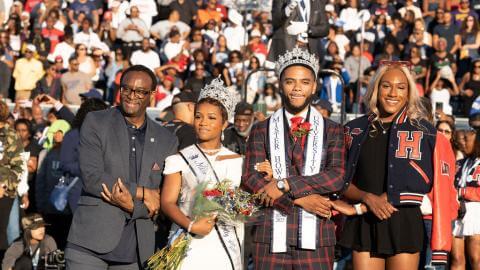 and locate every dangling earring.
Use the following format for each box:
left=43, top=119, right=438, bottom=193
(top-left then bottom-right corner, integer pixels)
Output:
left=221, top=130, right=225, bottom=141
